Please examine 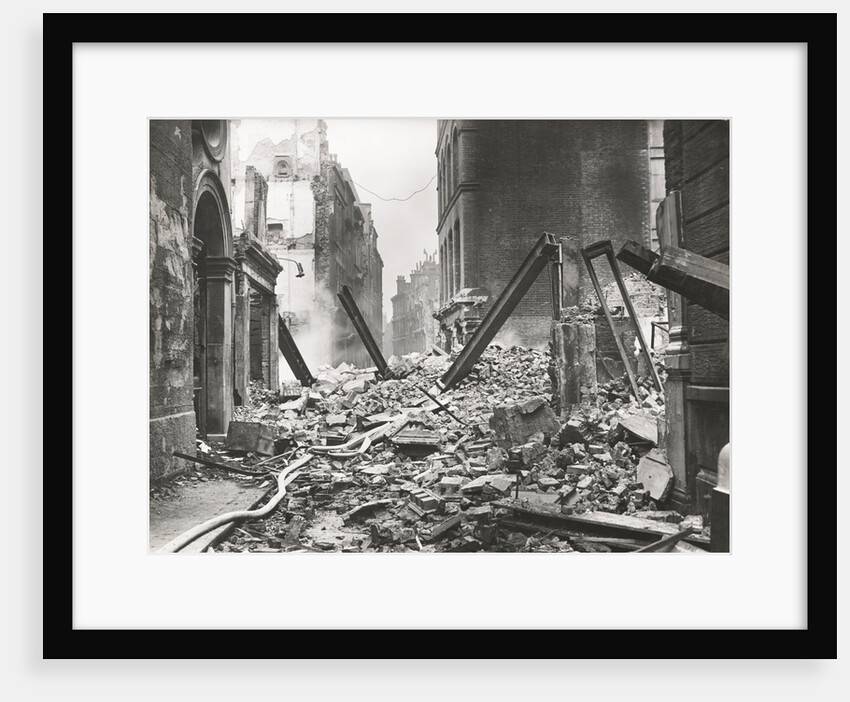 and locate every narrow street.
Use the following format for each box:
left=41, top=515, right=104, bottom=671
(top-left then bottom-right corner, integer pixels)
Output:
left=152, top=343, right=707, bottom=554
